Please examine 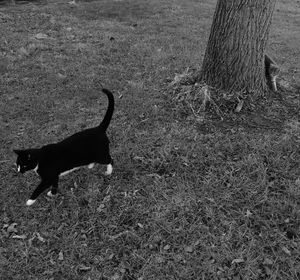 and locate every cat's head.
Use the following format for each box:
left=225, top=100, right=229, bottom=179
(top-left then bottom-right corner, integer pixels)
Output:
left=269, top=64, right=280, bottom=76
left=13, top=149, right=39, bottom=174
